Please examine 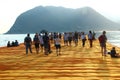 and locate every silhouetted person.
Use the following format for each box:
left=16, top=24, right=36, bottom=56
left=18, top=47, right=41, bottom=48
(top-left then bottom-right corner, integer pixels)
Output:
left=63, top=32, right=68, bottom=46
left=110, top=47, right=120, bottom=58
left=11, top=41, right=15, bottom=47
left=88, top=31, right=93, bottom=48
left=24, top=34, right=32, bottom=55
left=39, top=34, right=44, bottom=53
left=7, top=41, right=11, bottom=47
left=92, top=31, right=96, bottom=40
left=68, top=32, right=73, bottom=46
left=14, top=40, right=19, bottom=46
left=74, top=31, right=79, bottom=46
left=33, top=33, right=40, bottom=54
left=54, top=35, right=61, bottom=56
left=43, top=32, right=51, bottom=55
left=98, top=31, right=107, bottom=56
left=81, top=32, right=86, bottom=47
